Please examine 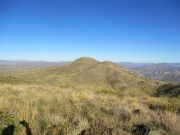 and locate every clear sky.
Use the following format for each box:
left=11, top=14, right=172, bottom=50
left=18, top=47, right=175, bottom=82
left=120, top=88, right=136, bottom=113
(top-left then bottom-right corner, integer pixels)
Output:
left=0, top=0, right=180, bottom=62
